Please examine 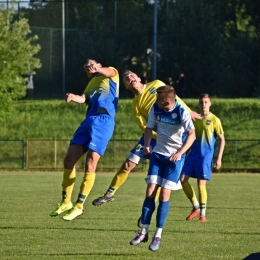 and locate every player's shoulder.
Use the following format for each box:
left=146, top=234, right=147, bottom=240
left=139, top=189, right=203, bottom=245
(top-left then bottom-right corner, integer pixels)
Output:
left=174, top=103, right=191, bottom=122
left=176, top=101, right=189, bottom=113
left=108, top=66, right=119, bottom=77
left=209, top=113, right=221, bottom=123
left=147, top=80, right=165, bottom=88
left=108, top=66, right=117, bottom=71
